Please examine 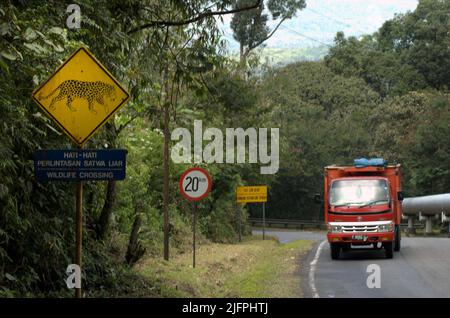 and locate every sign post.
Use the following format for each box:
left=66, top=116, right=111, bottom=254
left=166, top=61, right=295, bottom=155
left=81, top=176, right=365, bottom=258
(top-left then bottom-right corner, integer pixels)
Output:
left=31, top=46, right=130, bottom=298
left=75, top=165, right=83, bottom=298
left=34, top=148, right=127, bottom=298
left=192, top=202, right=197, bottom=268
left=179, top=167, right=212, bottom=268
left=236, top=186, right=268, bottom=240
left=237, top=202, right=242, bottom=243
left=262, top=202, right=266, bottom=240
